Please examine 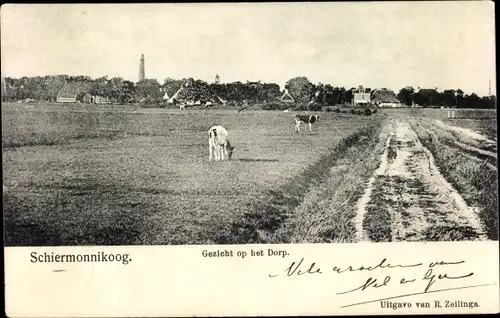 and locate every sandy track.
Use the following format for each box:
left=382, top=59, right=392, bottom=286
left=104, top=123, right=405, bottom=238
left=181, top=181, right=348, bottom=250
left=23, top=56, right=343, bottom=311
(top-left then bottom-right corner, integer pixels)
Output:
left=435, top=119, right=497, bottom=145
left=424, top=126, right=497, bottom=171
left=431, top=120, right=497, bottom=160
left=356, top=119, right=488, bottom=242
